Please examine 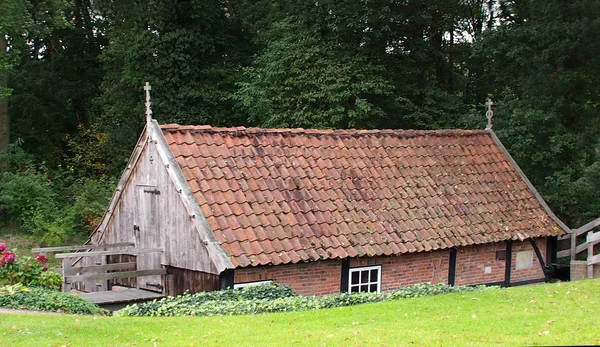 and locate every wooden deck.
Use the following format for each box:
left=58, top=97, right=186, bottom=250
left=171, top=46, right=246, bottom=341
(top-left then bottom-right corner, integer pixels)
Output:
left=79, top=288, right=164, bottom=306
